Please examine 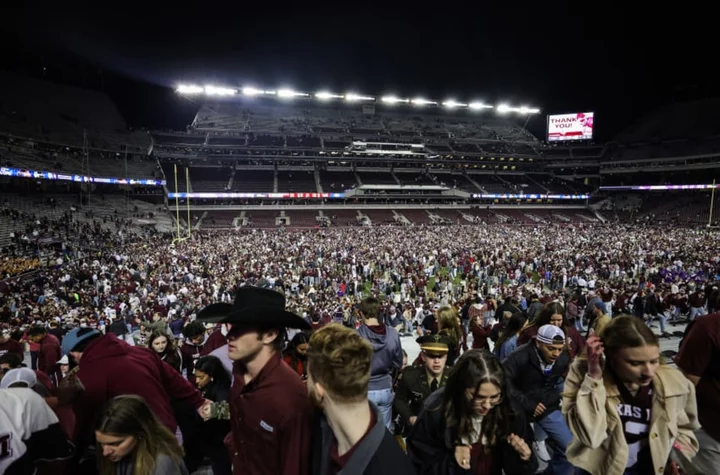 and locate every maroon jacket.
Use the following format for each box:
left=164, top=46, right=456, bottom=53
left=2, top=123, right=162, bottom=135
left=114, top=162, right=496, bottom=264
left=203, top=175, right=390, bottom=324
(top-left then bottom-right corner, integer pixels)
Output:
left=227, top=352, right=313, bottom=475
left=74, top=334, right=204, bottom=447
left=38, top=334, right=61, bottom=376
left=181, top=329, right=226, bottom=382
left=202, top=329, right=226, bottom=355
left=0, top=338, right=24, bottom=358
